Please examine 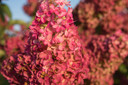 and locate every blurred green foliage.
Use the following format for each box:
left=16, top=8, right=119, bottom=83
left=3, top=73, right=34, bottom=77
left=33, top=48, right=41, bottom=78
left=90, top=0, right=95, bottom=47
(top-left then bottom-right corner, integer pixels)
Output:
left=0, top=3, right=12, bottom=21
left=114, top=57, right=128, bottom=85
left=0, top=73, right=9, bottom=85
